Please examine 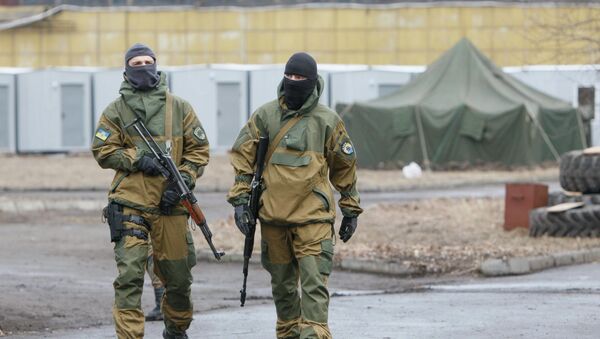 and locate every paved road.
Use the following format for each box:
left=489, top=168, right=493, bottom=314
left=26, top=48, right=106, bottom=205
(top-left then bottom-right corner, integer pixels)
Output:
left=8, top=262, right=600, bottom=339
